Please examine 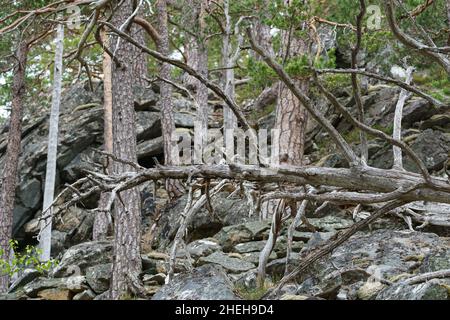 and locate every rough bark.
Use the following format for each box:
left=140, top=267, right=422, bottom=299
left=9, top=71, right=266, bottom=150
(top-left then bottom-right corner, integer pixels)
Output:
left=257, top=2, right=310, bottom=284
left=130, top=4, right=148, bottom=85
left=110, top=0, right=142, bottom=300
left=94, top=27, right=113, bottom=240
left=0, top=41, right=28, bottom=293
left=156, top=0, right=184, bottom=199
left=39, top=24, right=64, bottom=261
